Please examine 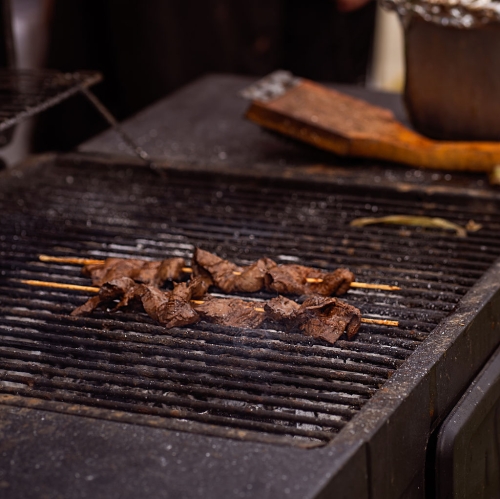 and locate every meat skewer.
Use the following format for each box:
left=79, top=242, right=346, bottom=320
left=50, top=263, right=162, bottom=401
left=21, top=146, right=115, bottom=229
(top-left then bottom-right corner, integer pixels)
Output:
left=38, top=254, right=400, bottom=292
left=64, top=277, right=362, bottom=344
left=19, top=279, right=399, bottom=327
